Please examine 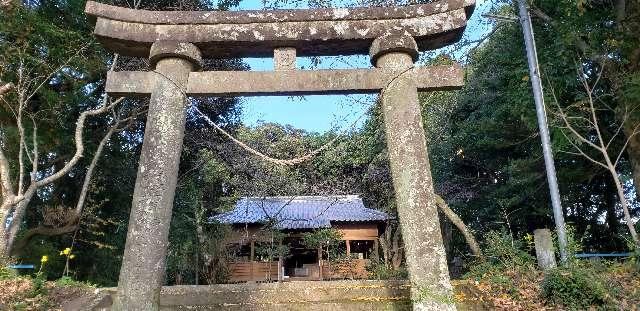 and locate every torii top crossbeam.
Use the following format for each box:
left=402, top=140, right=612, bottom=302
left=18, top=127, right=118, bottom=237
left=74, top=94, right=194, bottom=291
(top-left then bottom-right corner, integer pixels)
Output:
left=85, top=0, right=475, bottom=58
